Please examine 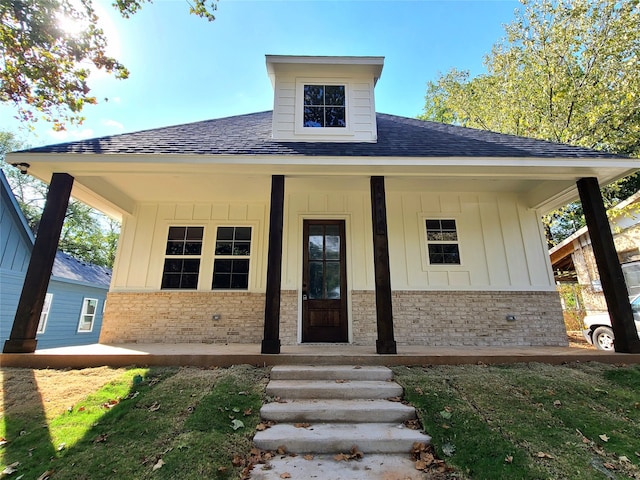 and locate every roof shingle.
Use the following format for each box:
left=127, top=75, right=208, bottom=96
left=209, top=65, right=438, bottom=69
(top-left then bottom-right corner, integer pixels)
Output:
left=24, top=111, right=623, bottom=159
